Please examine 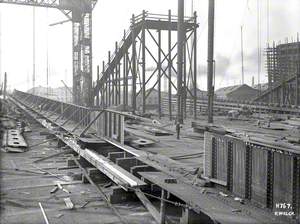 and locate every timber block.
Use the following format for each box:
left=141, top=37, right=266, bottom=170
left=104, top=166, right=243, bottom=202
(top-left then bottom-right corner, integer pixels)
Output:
left=78, top=156, right=92, bottom=168
left=180, top=208, right=214, bottom=224
left=82, top=168, right=109, bottom=184
left=40, top=131, right=54, bottom=137
left=108, top=186, right=137, bottom=204
left=116, top=157, right=142, bottom=172
left=107, top=152, right=126, bottom=163
left=67, top=158, right=77, bottom=168
left=150, top=184, right=162, bottom=193
left=57, top=139, right=66, bottom=148
left=70, top=172, right=82, bottom=181
left=130, top=165, right=156, bottom=178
